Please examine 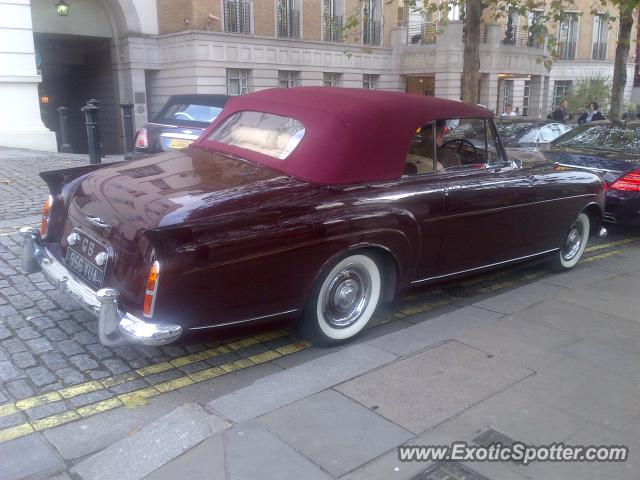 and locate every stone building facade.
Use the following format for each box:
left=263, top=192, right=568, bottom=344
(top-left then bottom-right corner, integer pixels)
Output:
left=0, top=0, right=637, bottom=153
